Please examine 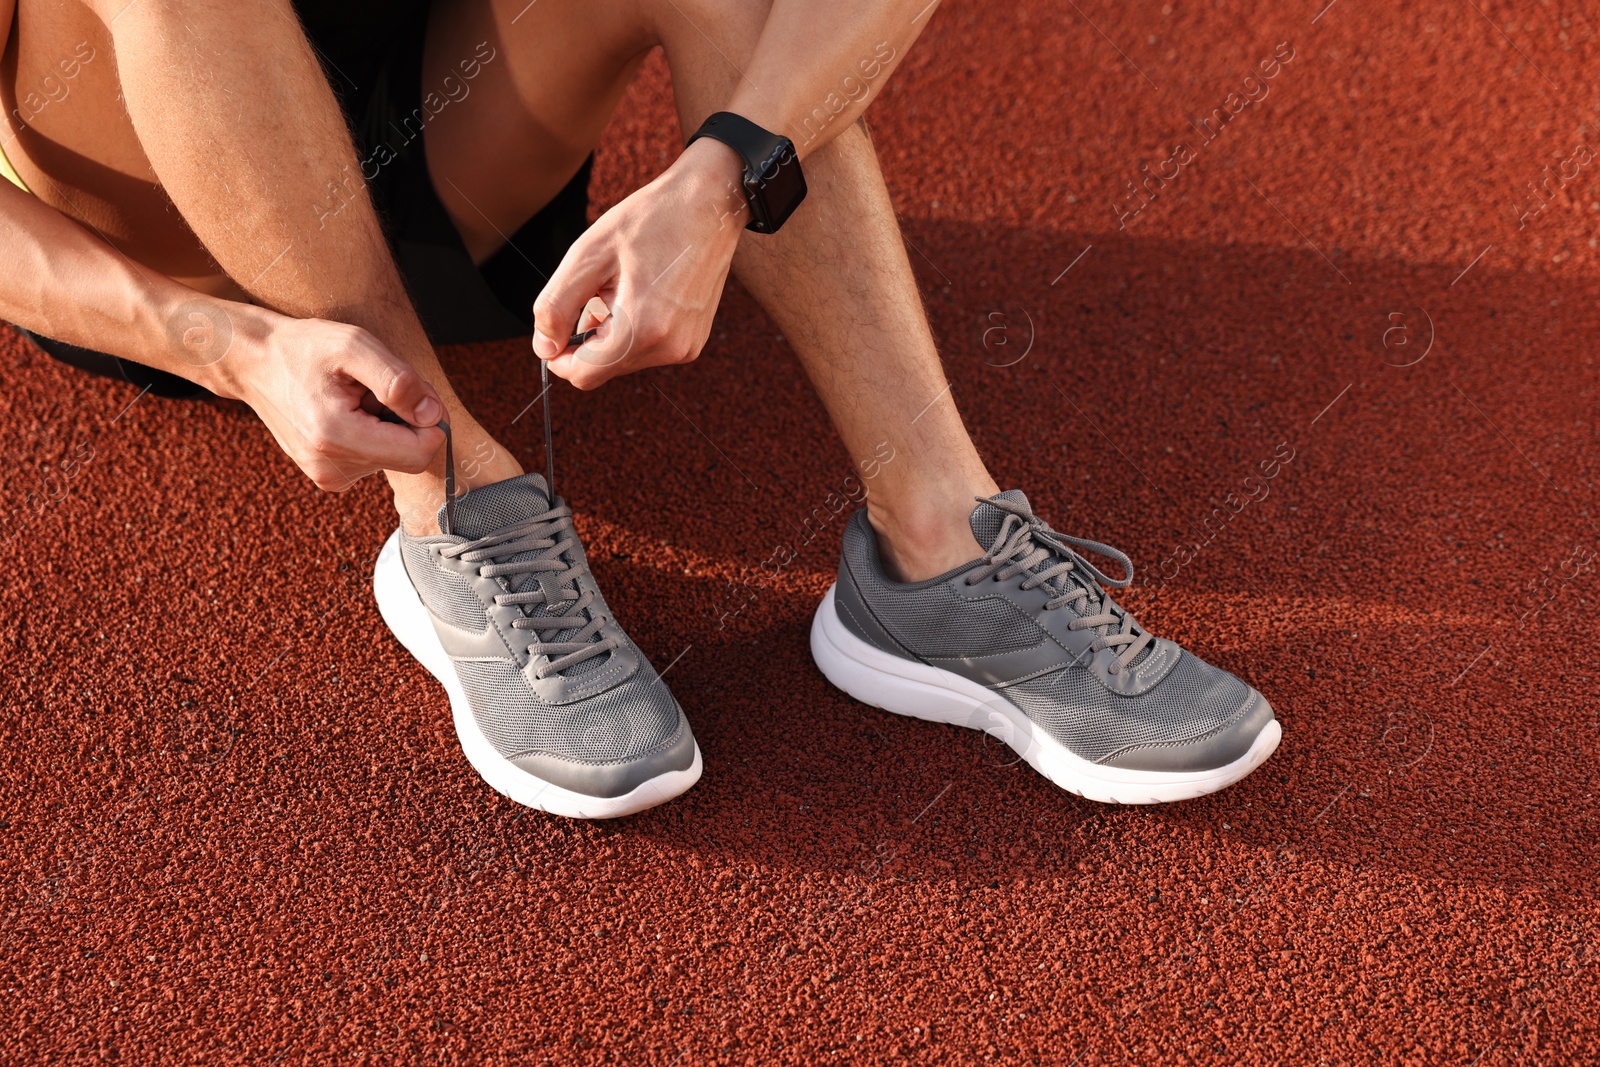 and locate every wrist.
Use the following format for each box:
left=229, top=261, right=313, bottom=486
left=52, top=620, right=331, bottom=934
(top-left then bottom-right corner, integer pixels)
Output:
left=180, top=299, right=275, bottom=401
left=674, top=136, right=751, bottom=231
left=683, top=111, right=807, bottom=235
